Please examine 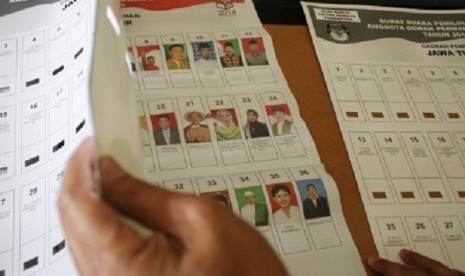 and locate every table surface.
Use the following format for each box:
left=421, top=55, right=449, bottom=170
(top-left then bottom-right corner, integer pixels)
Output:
left=265, top=24, right=378, bottom=275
